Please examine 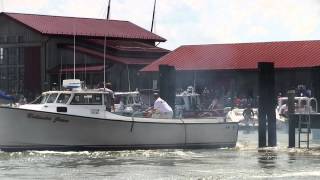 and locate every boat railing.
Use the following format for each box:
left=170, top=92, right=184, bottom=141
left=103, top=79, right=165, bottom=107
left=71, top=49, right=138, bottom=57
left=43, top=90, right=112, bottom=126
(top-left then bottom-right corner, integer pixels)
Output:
left=309, top=97, right=318, bottom=113
left=178, top=108, right=228, bottom=118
